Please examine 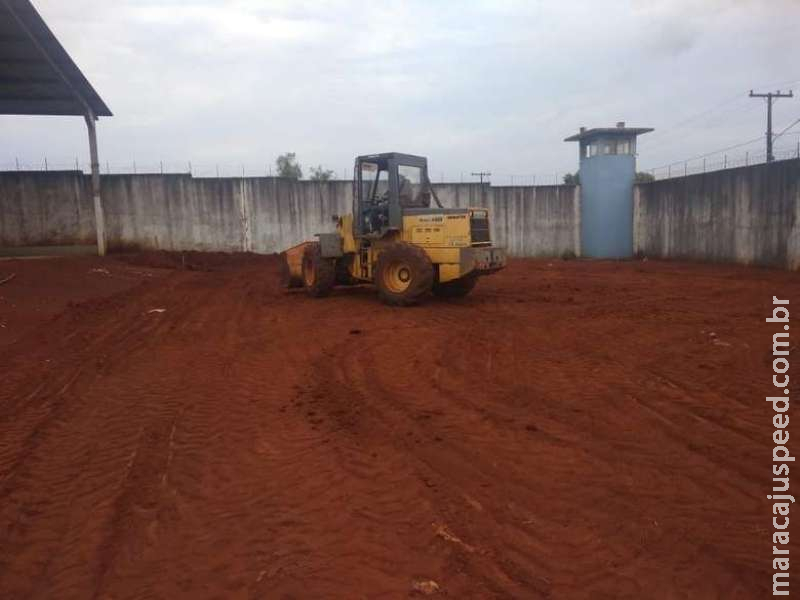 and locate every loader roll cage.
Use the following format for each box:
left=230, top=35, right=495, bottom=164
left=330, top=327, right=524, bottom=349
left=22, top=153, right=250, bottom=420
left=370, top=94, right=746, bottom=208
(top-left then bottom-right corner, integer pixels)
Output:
left=353, top=152, right=441, bottom=238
